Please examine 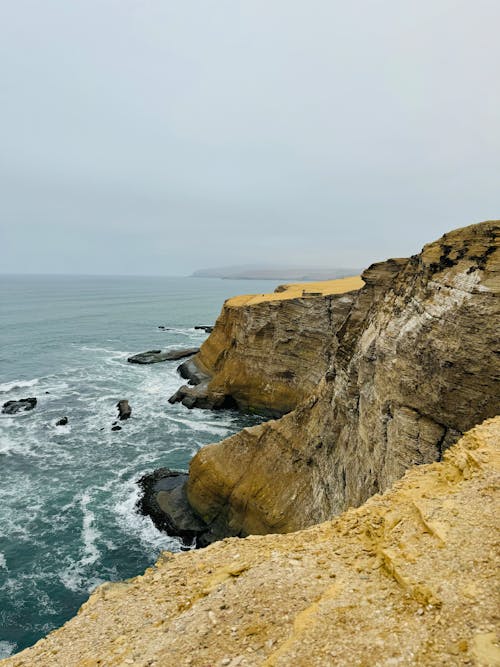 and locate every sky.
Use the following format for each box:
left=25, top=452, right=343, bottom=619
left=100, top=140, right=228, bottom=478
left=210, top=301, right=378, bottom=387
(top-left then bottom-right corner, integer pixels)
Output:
left=0, top=0, right=499, bottom=275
